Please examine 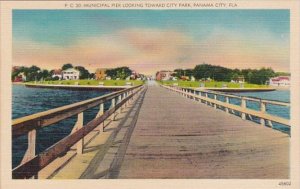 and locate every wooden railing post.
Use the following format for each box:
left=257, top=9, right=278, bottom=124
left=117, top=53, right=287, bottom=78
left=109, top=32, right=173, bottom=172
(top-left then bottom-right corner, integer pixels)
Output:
left=214, top=94, right=217, bottom=109
left=241, top=97, right=246, bottom=120
left=111, top=98, right=116, bottom=120
left=21, top=129, right=36, bottom=165
left=118, top=94, right=122, bottom=114
left=260, top=101, right=266, bottom=126
left=131, top=90, right=134, bottom=101
left=72, top=112, right=84, bottom=155
left=96, top=103, right=104, bottom=131
left=205, top=92, right=209, bottom=105
left=123, top=92, right=127, bottom=108
left=96, top=103, right=104, bottom=117
left=225, top=96, right=229, bottom=113
left=126, top=91, right=130, bottom=106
